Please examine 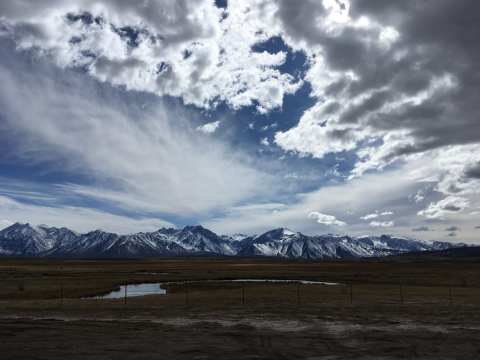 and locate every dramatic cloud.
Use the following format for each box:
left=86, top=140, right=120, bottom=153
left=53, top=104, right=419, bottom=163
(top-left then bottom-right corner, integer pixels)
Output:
left=277, top=2, right=479, bottom=153
left=272, top=0, right=480, bottom=204
left=417, top=196, right=470, bottom=220
left=412, top=226, right=429, bottom=232
left=308, top=212, right=347, bottom=227
left=0, top=0, right=301, bottom=111
left=0, top=1, right=479, bottom=243
left=370, top=221, right=394, bottom=227
left=0, top=44, right=271, bottom=218
left=196, top=120, right=220, bottom=134
left=465, top=162, right=480, bottom=179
